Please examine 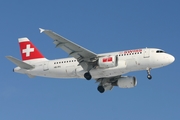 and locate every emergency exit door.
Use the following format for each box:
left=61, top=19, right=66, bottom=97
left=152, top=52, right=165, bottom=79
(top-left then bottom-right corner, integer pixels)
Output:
left=143, top=48, right=150, bottom=58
